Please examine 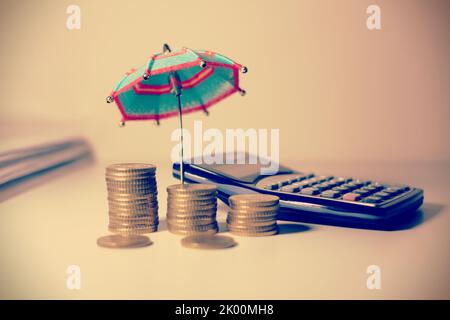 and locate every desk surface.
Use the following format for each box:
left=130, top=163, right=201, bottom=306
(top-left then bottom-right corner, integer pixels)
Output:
left=0, top=160, right=449, bottom=299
